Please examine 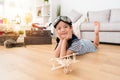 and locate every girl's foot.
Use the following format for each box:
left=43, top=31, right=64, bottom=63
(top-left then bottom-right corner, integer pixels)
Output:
left=94, top=21, right=100, bottom=35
